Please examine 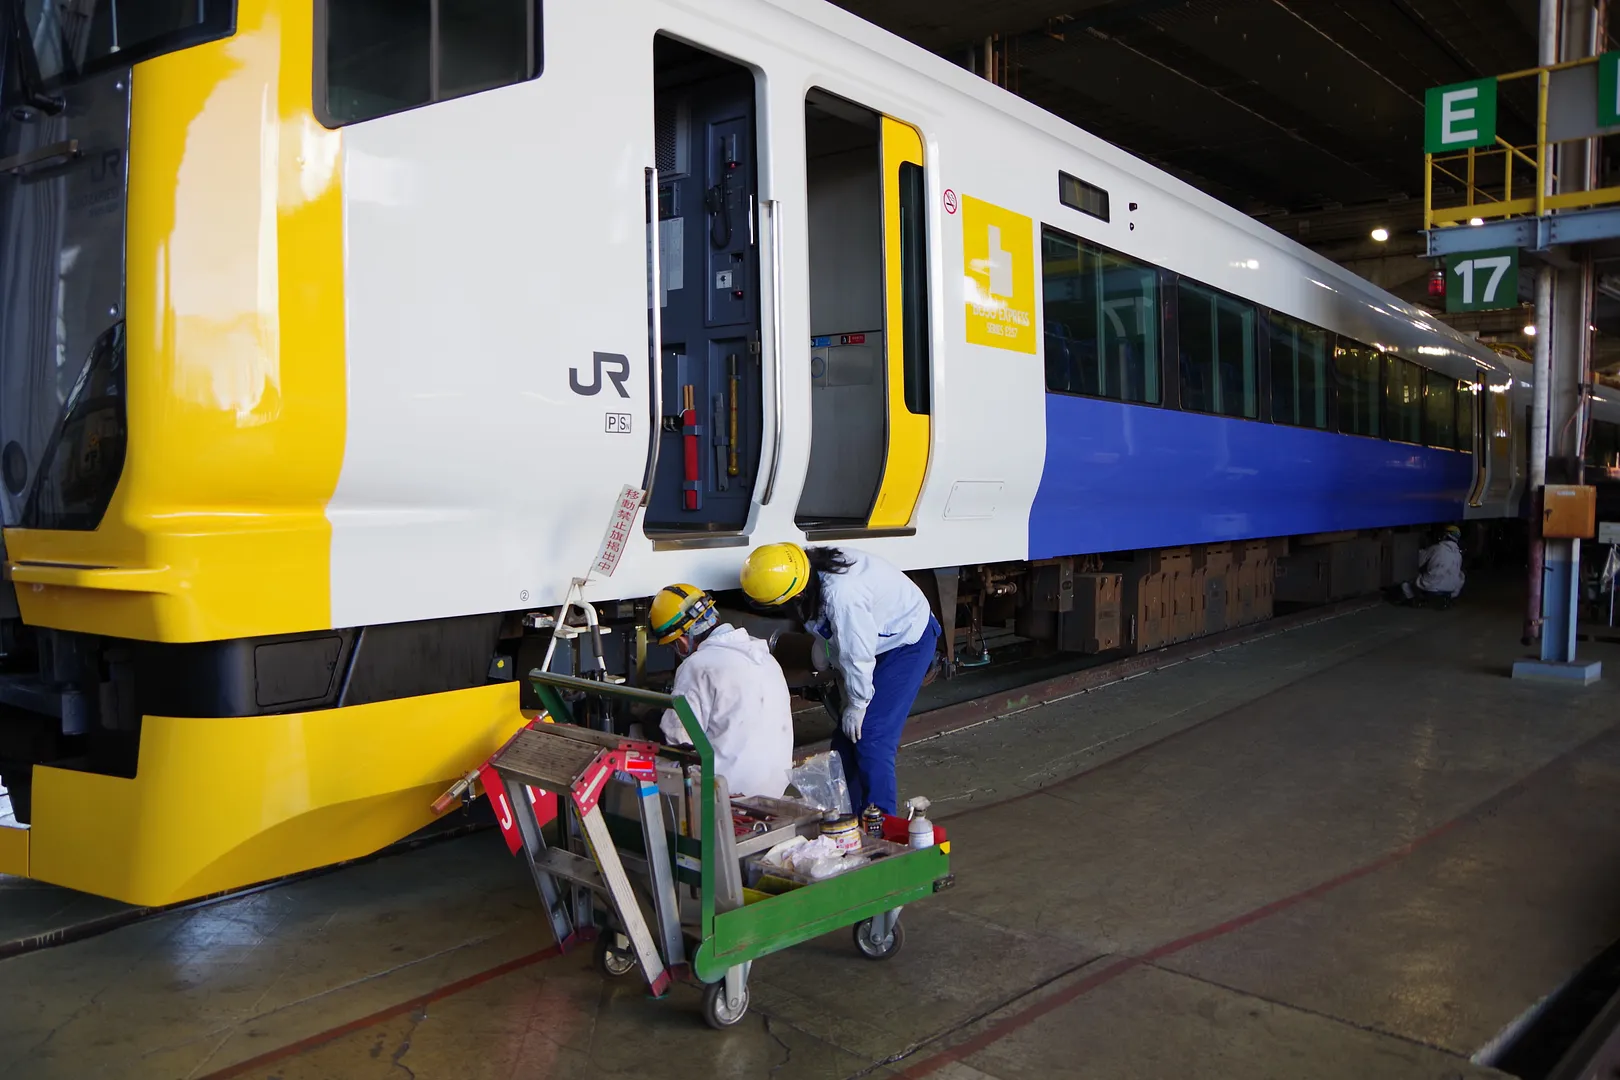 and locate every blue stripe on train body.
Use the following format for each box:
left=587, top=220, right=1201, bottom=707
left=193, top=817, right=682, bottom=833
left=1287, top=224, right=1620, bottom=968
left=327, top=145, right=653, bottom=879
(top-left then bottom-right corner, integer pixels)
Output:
left=1029, top=394, right=1476, bottom=560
